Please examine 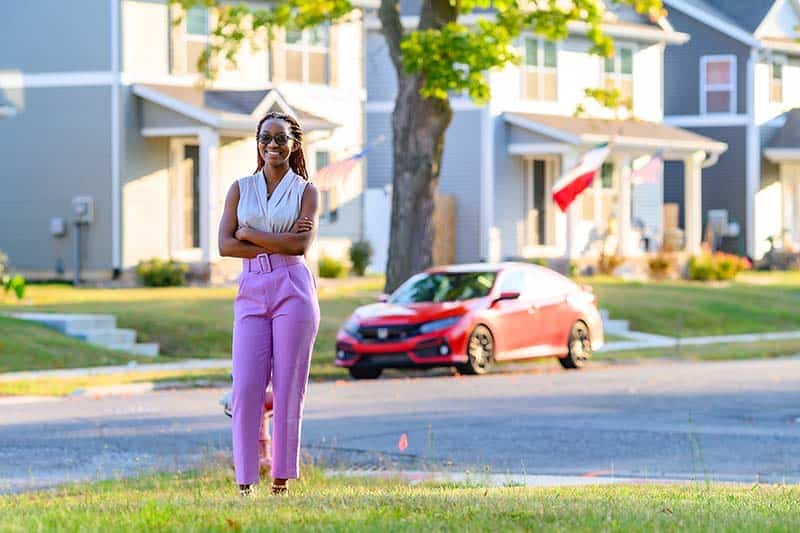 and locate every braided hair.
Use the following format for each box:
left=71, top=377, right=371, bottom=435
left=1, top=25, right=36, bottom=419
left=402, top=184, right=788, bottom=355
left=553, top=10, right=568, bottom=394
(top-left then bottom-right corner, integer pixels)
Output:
left=254, top=111, right=309, bottom=179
